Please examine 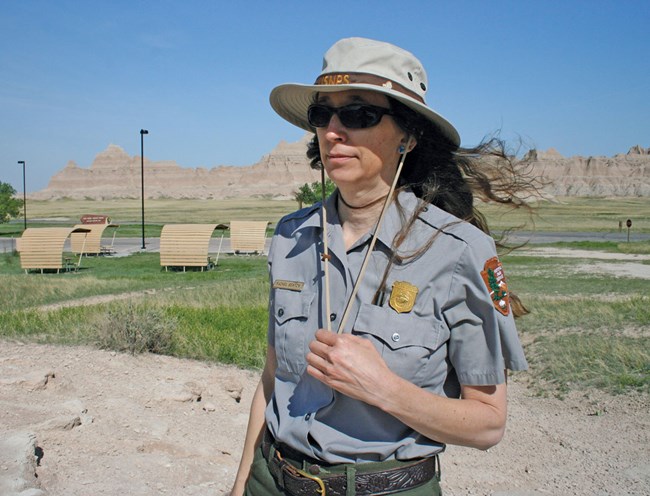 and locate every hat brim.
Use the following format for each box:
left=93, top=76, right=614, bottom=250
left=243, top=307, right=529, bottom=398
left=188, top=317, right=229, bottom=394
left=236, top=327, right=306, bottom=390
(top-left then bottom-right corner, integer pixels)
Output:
left=270, top=82, right=461, bottom=147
